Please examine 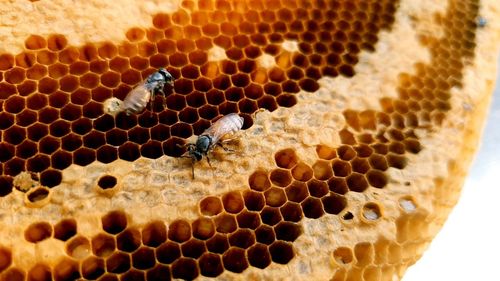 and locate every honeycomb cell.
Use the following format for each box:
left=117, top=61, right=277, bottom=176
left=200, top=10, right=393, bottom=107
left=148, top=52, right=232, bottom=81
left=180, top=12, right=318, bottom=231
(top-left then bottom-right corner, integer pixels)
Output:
left=24, top=221, right=52, bottom=243
left=121, top=269, right=145, bottom=281
left=91, top=233, right=116, bottom=258
left=322, top=193, right=347, bottom=215
left=199, top=196, right=223, bottom=216
left=0, top=246, right=12, bottom=272
left=16, top=140, right=38, bottom=159
left=101, top=210, right=127, bottom=235
left=106, top=252, right=130, bottom=274
left=285, top=181, right=309, bottom=203
left=97, top=175, right=117, bottom=190
left=81, top=256, right=105, bottom=280
left=4, top=96, right=25, bottom=114
left=71, top=118, right=92, bottom=135
left=367, top=169, right=388, bottom=188
left=116, top=227, right=141, bottom=253
left=65, top=235, right=91, bottom=259
left=199, top=252, right=223, bottom=277
left=131, top=247, right=156, bottom=270
left=274, top=221, right=302, bottom=242
left=222, top=191, right=244, bottom=214
left=141, top=220, right=167, bottom=247
left=1, top=267, right=26, bottom=281
left=260, top=206, right=282, bottom=226
left=223, top=247, right=248, bottom=273
left=307, top=179, right=329, bottom=198
left=264, top=187, right=287, bottom=207
left=39, top=169, right=62, bottom=187
left=206, top=233, right=229, bottom=254
left=181, top=238, right=206, bottom=259
left=333, top=247, right=354, bottom=265
left=0, top=143, right=15, bottom=163
left=97, top=274, right=118, bottom=281
left=362, top=202, right=383, bottom=221
left=215, top=213, right=237, bottom=234
left=53, top=257, right=81, bottom=281
left=269, top=168, right=292, bottom=187
left=346, top=172, right=369, bottom=192
left=242, top=190, right=265, bottom=211
left=192, top=217, right=216, bottom=240
left=269, top=241, right=294, bottom=264
left=229, top=228, right=256, bottom=249
left=171, top=258, right=199, bottom=280
left=4, top=157, right=24, bottom=176
left=146, top=265, right=170, bottom=281
left=61, top=133, right=82, bottom=151
left=301, top=197, right=324, bottom=219
left=280, top=202, right=303, bottom=222
left=27, top=263, right=52, bottom=281
left=168, top=219, right=191, bottom=243
left=274, top=148, right=298, bottom=169
left=26, top=186, right=50, bottom=204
